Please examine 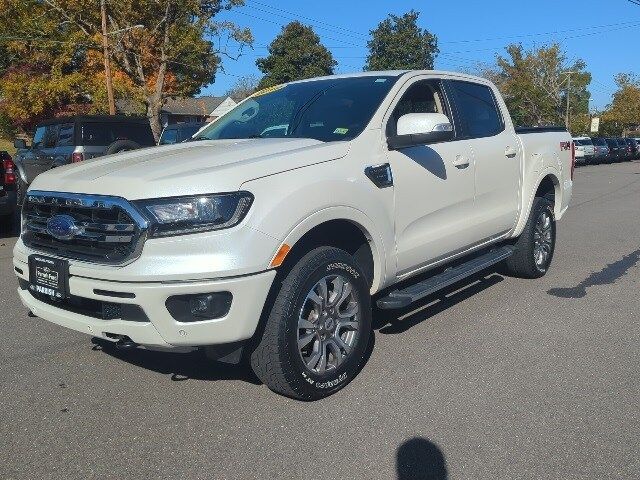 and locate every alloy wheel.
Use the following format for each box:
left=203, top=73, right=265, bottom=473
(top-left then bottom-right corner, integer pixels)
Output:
left=297, top=275, right=360, bottom=375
